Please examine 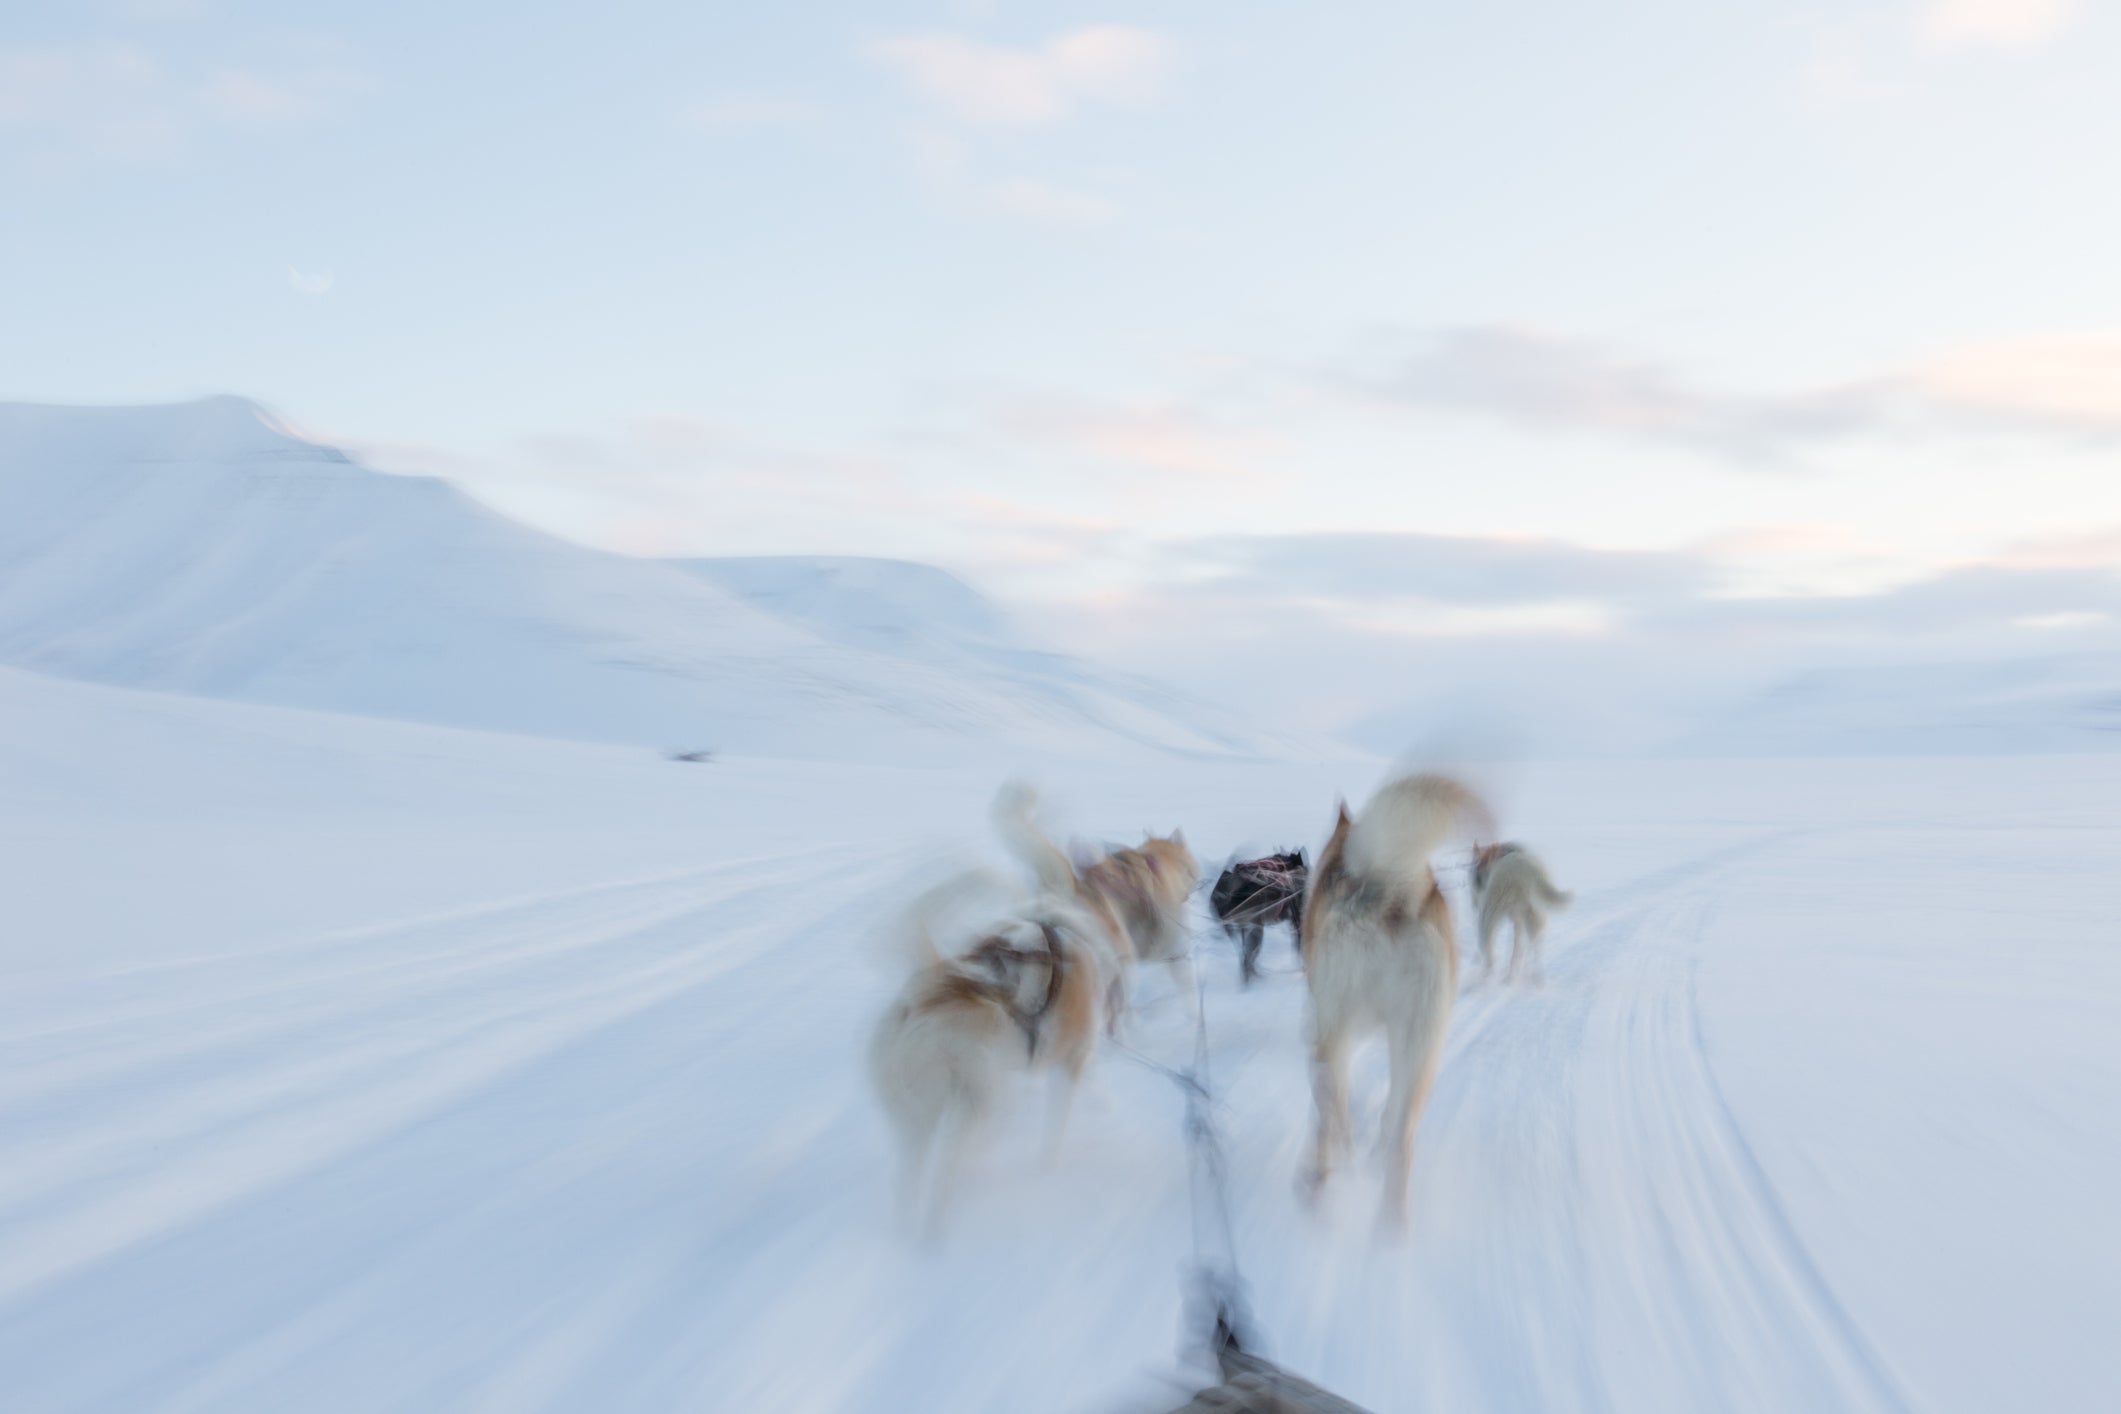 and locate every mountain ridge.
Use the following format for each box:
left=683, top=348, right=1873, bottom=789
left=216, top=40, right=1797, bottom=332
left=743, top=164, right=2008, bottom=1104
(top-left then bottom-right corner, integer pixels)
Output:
left=0, top=397, right=1279, bottom=762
